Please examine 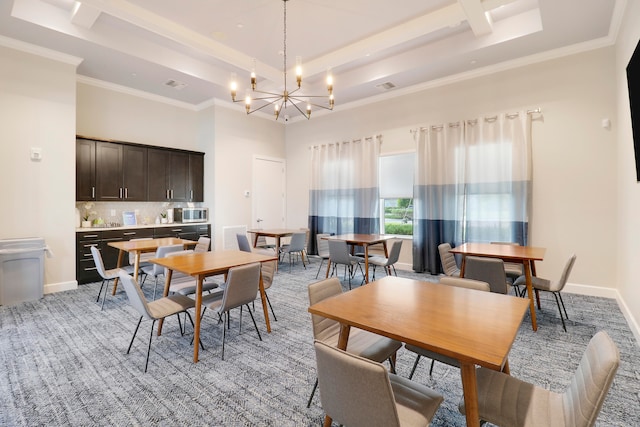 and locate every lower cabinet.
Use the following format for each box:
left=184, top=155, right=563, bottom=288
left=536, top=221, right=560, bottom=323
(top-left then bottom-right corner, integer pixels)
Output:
left=76, top=225, right=211, bottom=284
